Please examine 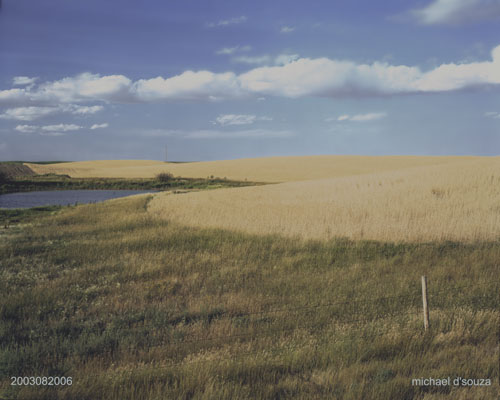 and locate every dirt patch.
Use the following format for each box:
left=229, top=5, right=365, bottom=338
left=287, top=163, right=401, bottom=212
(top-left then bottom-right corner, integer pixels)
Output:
left=0, top=163, right=37, bottom=178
